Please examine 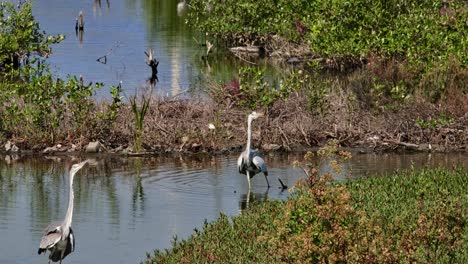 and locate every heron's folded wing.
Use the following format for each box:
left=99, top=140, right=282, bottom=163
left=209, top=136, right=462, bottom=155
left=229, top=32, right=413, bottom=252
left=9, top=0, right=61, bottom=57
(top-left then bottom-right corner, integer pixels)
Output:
left=252, top=156, right=267, bottom=173
left=42, top=221, right=61, bottom=235
left=237, top=154, right=244, bottom=172
left=39, top=232, right=61, bottom=249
